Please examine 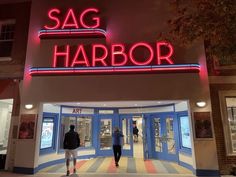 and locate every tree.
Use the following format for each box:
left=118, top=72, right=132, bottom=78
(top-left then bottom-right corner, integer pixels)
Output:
left=166, top=0, right=236, bottom=66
